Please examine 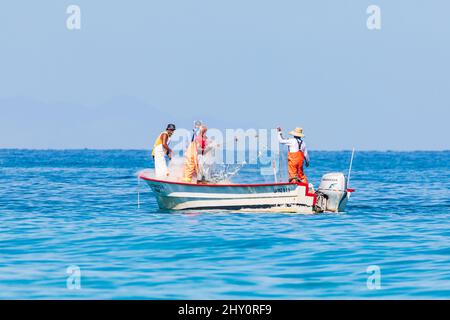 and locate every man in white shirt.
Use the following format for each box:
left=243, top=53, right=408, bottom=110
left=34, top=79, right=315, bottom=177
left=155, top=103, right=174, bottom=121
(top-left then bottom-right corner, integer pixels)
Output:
left=277, top=127, right=309, bottom=184
left=152, top=124, right=176, bottom=178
